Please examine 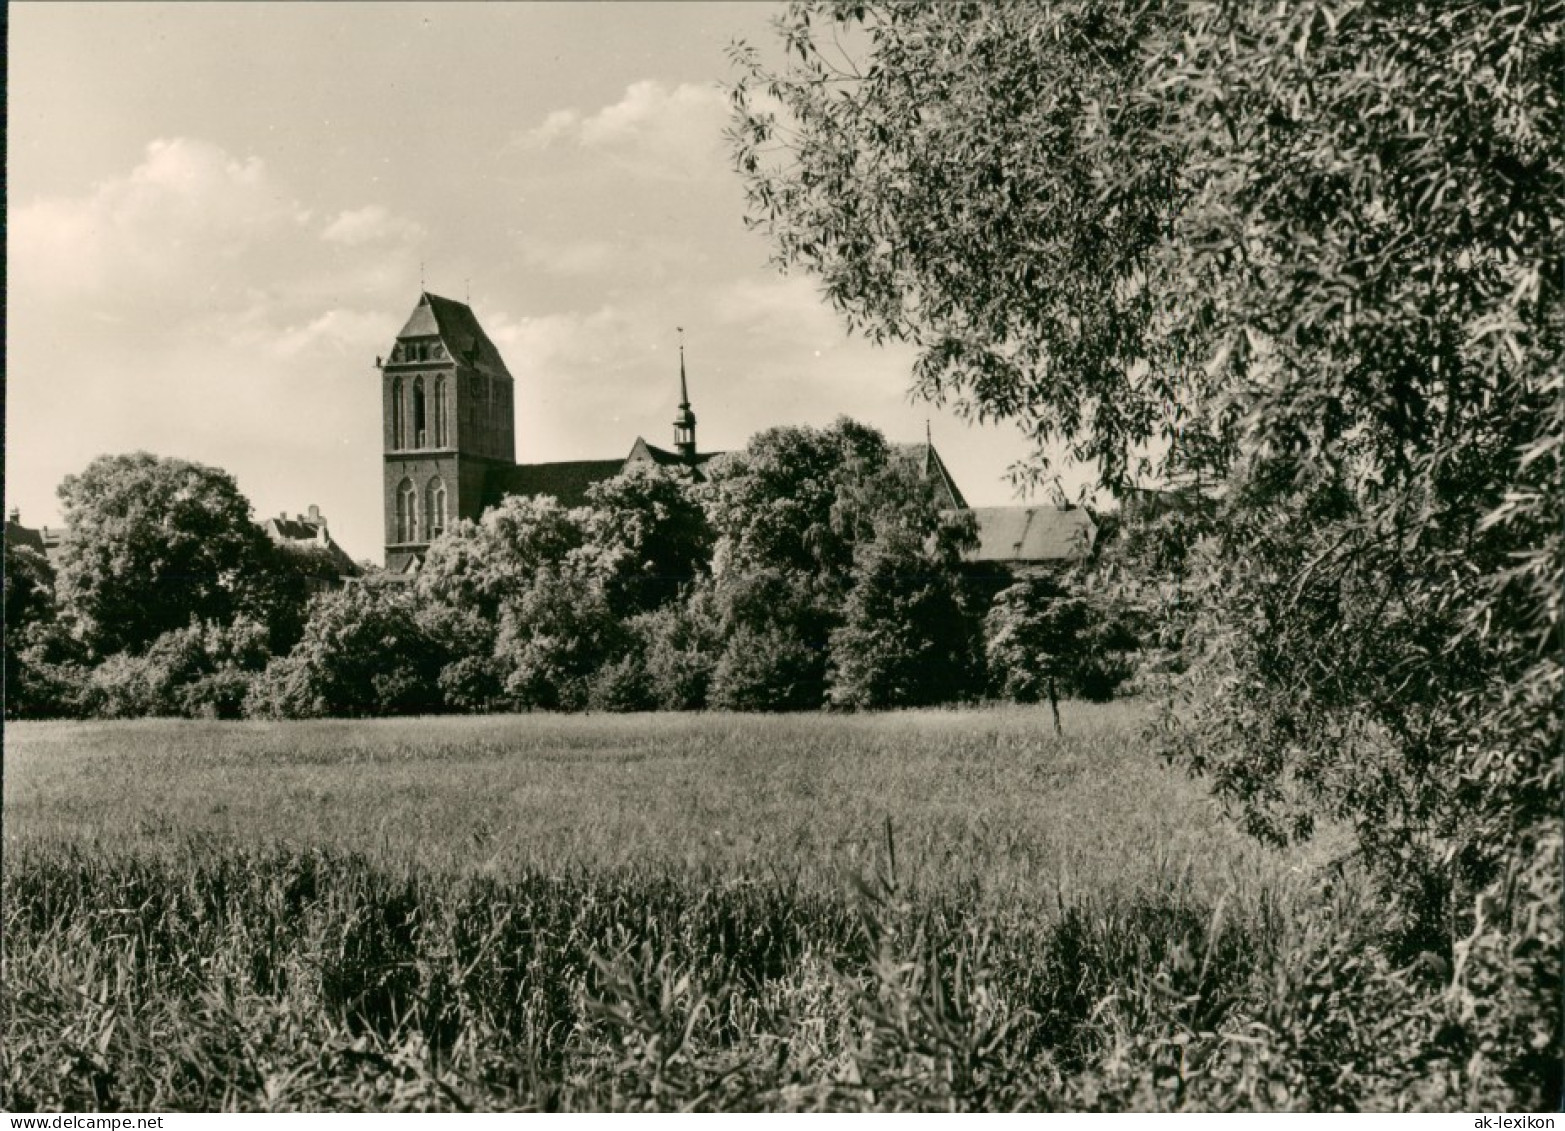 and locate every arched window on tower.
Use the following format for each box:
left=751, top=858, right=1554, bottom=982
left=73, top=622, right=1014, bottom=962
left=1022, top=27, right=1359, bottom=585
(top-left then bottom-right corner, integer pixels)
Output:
left=486, top=375, right=497, bottom=452
left=390, top=378, right=405, bottom=449
left=426, top=476, right=447, bottom=540
left=395, top=477, right=417, bottom=543
left=412, top=377, right=427, bottom=448
left=433, top=376, right=447, bottom=446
